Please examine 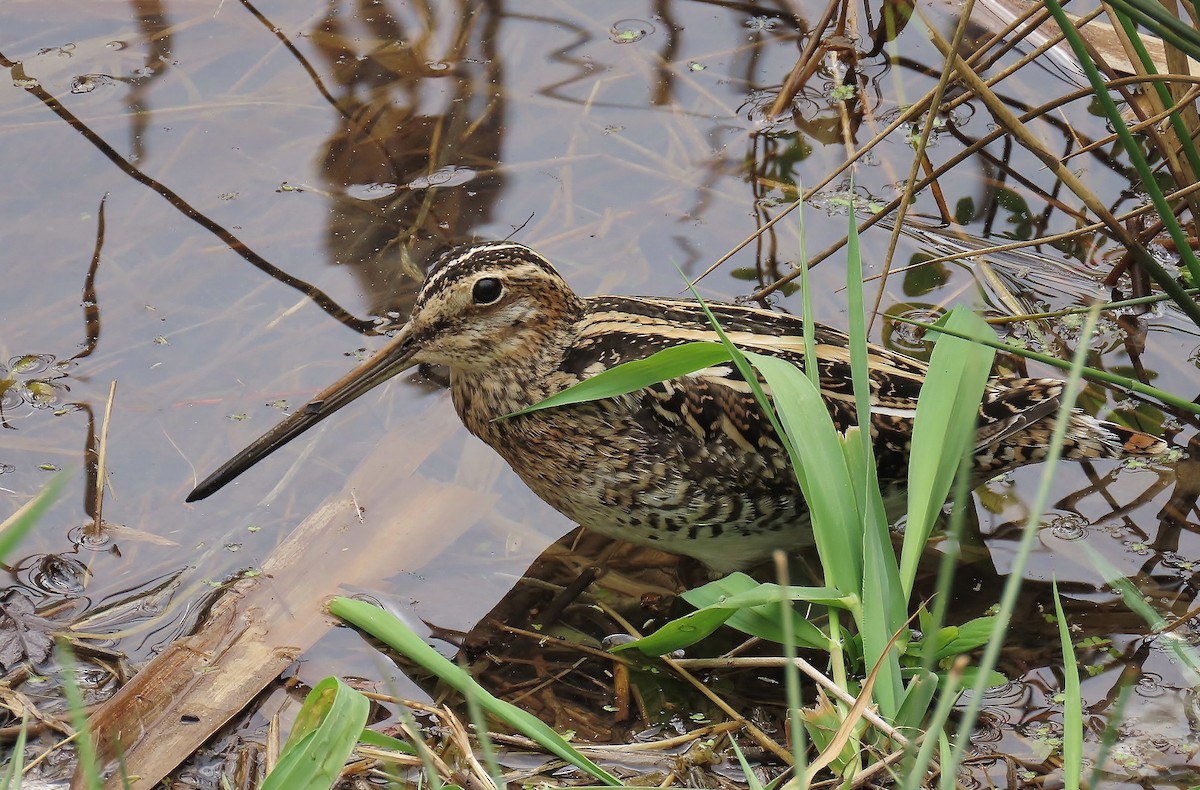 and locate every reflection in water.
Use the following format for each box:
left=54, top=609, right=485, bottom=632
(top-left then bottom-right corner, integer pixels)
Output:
left=443, top=467, right=1196, bottom=777
left=124, top=0, right=172, bottom=163
left=312, top=0, right=507, bottom=316
left=71, top=195, right=105, bottom=362
left=2, top=0, right=1199, bottom=785
left=1149, top=449, right=1200, bottom=561
left=0, top=45, right=376, bottom=335
left=881, top=301, right=941, bottom=359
